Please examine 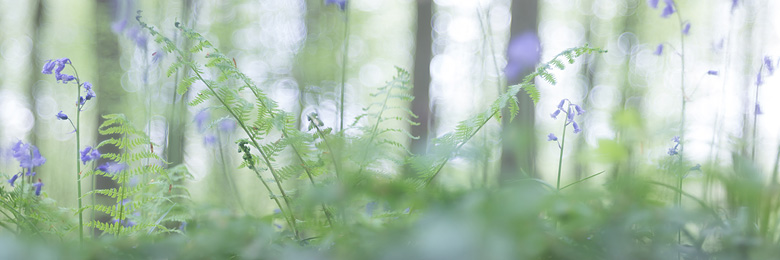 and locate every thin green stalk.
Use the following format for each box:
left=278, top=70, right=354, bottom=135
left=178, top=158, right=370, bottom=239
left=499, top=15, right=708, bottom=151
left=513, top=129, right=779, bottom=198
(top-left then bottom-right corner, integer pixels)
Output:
left=339, top=3, right=351, bottom=133
left=310, top=120, right=342, bottom=180
left=356, top=78, right=395, bottom=176
left=68, top=63, right=85, bottom=243
left=243, top=148, right=298, bottom=237
left=560, top=171, right=604, bottom=190
left=751, top=65, right=763, bottom=162
left=217, top=137, right=246, bottom=214
left=556, top=111, right=569, bottom=190
left=772, top=144, right=780, bottom=184
left=672, top=4, right=687, bottom=250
